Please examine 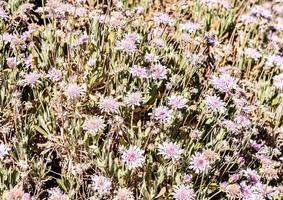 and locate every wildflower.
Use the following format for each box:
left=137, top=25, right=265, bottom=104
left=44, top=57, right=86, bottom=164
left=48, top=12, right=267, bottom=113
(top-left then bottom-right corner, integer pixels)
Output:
left=210, top=74, right=237, bottom=92
left=153, top=106, right=173, bottom=123
left=189, top=152, right=210, bottom=173
left=6, top=57, right=17, bottom=68
left=260, top=166, right=278, bottom=180
left=47, top=68, right=62, bottom=82
left=3, top=185, right=24, bottom=200
left=222, top=120, right=238, bottom=133
left=224, top=184, right=241, bottom=199
left=87, top=58, right=96, bottom=67
left=182, top=174, right=193, bottom=184
left=124, top=33, right=140, bottom=42
left=99, top=96, right=119, bottom=113
left=235, top=114, right=251, bottom=128
left=158, top=142, right=183, bottom=160
left=172, top=185, right=196, bottom=200
left=153, top=12, right=175, bottom=26
left=73, top=34, right=89, bottom=46
left=150, top=38, right=166, bottom=49
left=273, top=73, right=283, bottom=89
left=121, top=145, right=145, bottom=169
left=48, top=187, right=69, bottom=200
left=144, top=53, right=159, bottom=63
left=114, top=188, right=134, bottom=200
left=244, top=48, right=261, bottom=60
left=91, top=175, right=112, bottom=194
left=0, top=143, right=10, bottom=158
left=64, top=83, right=85, bottom=99
left=150, top=64, right=168, bottom=80
left=203, top=149, right=218, bottom=162
left=135, top=6, right=145, bottom=14
left=21, top=72, right=41, bottom=86
left=23, top=193, right=31, bottom=200
left=124, top=92, right=142, bottom=106
left=204, top=95, right=226, bottom=112
left=129, top=65, right=148, bottom=78
left=116, top=38, right=137, bottom=54
left=190, top=130, right=201, bottom=140
left=179, top=22, right=202, bottom=32
left=168, top=95, right=187, bottom=109
left=83, top=116, right=106, bottom=133
left=242, top=168, right=260, bottom=184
